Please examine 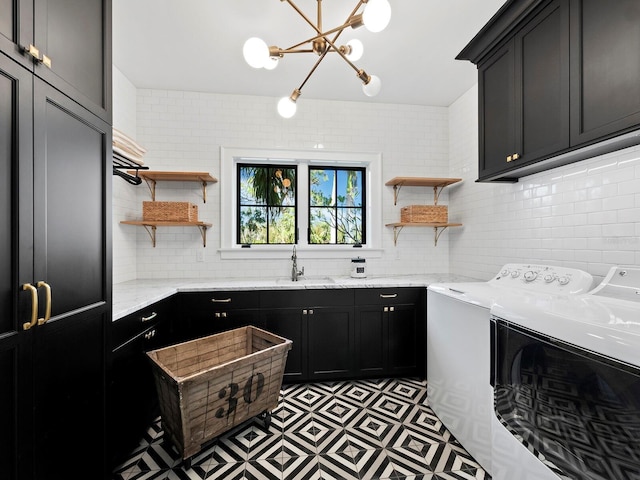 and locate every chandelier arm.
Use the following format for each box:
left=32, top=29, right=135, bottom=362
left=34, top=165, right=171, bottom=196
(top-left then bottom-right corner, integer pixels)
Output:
left=284, top=0, right=366, bottom=37
left=296, top=46, right=330, bottom=91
